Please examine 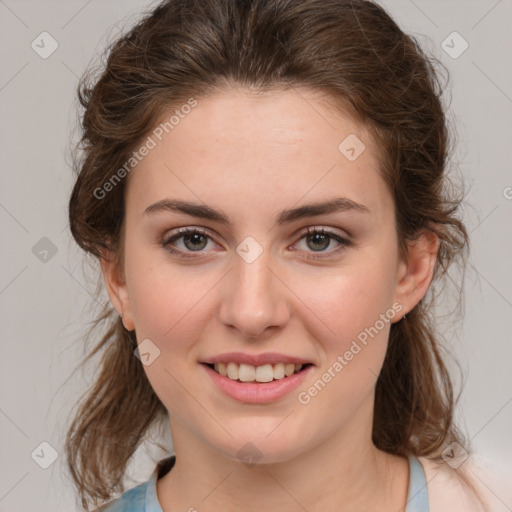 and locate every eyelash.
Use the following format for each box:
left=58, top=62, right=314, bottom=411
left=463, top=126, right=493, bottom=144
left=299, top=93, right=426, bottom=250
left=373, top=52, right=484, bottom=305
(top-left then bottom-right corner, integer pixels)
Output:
left=161, top=226, right=352, bottom=261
